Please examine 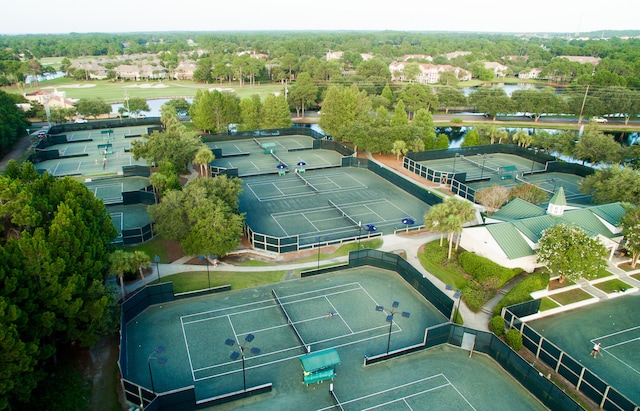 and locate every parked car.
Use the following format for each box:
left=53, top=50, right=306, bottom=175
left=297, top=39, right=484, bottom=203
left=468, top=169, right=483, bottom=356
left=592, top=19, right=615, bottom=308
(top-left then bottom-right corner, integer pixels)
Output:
left=592, top=116, right=608, bottom=123
left=74, top=118, right=88, bottom=123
